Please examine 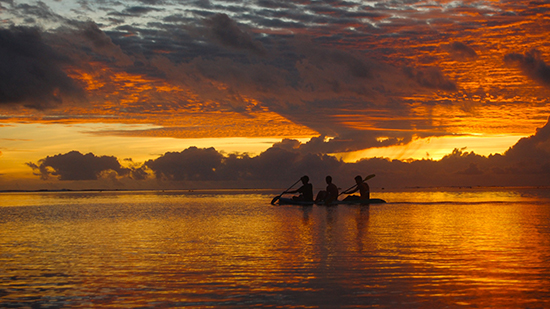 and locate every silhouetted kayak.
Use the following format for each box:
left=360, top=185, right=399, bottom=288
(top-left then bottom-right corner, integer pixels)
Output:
left=327, top=198, right=386, bottom=205
left=276, top=197, right=386, bottom=206
left=276, top=198, right=315, bottom=206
